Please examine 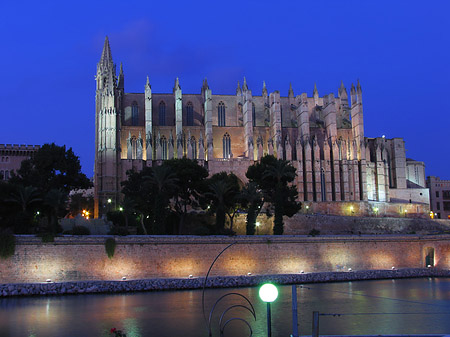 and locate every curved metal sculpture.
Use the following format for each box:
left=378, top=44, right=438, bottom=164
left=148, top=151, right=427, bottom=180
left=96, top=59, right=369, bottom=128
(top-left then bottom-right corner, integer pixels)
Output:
left=202, top=242, right=257, bottom=337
